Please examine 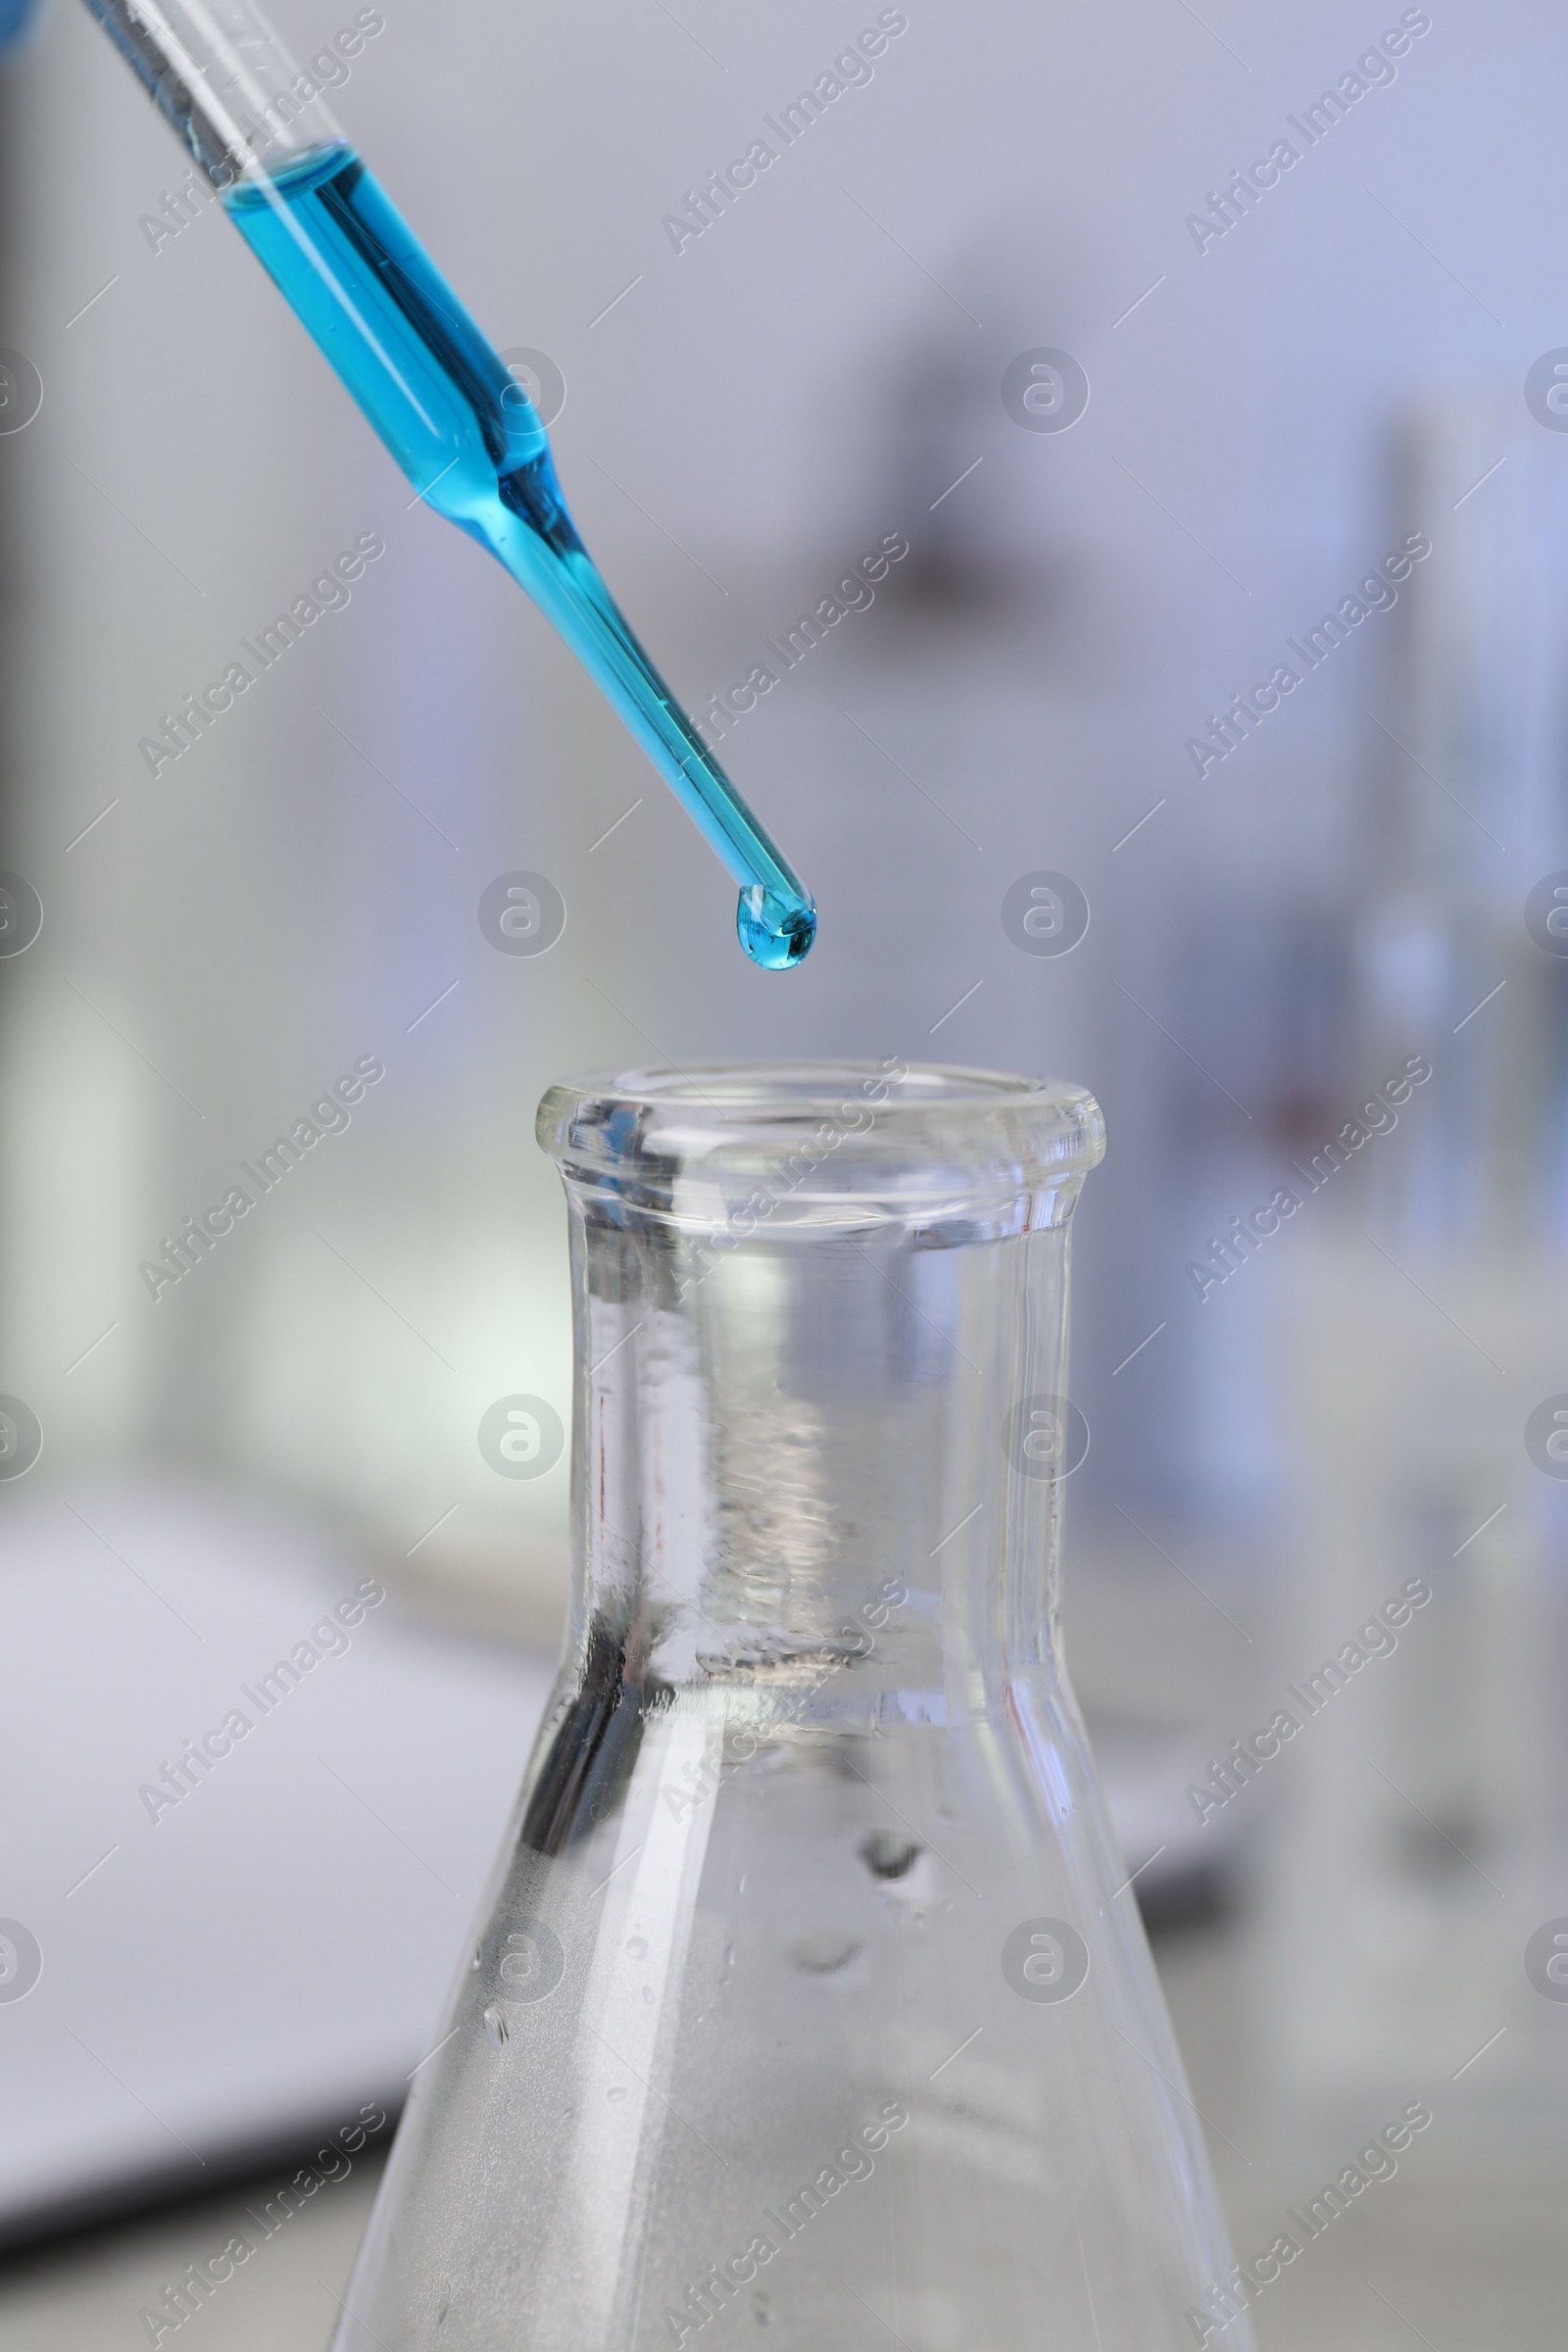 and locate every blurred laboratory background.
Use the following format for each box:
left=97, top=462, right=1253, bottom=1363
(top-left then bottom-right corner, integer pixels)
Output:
left=3, top=0, right=1568, bottom=2341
